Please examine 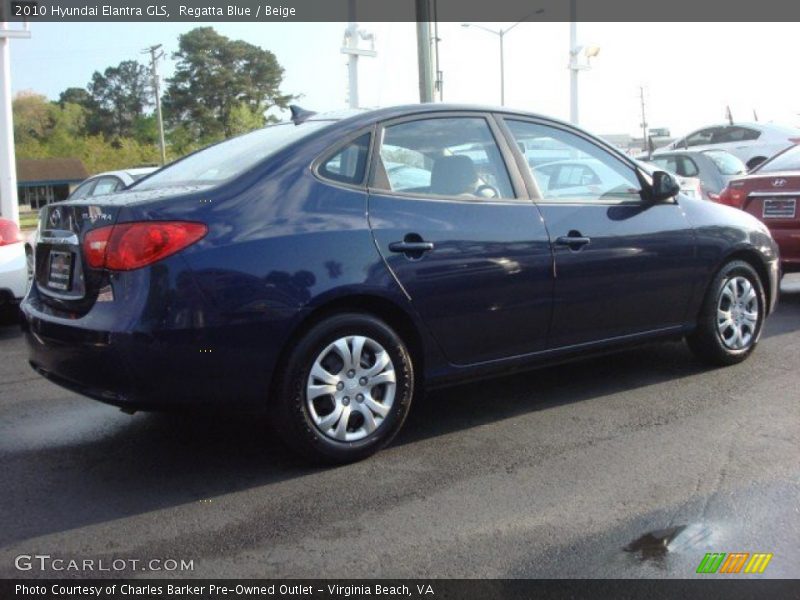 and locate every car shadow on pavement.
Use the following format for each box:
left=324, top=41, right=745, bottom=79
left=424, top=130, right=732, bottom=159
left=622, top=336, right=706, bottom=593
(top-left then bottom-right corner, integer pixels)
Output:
left=1, top=294, right=797, bottom=548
